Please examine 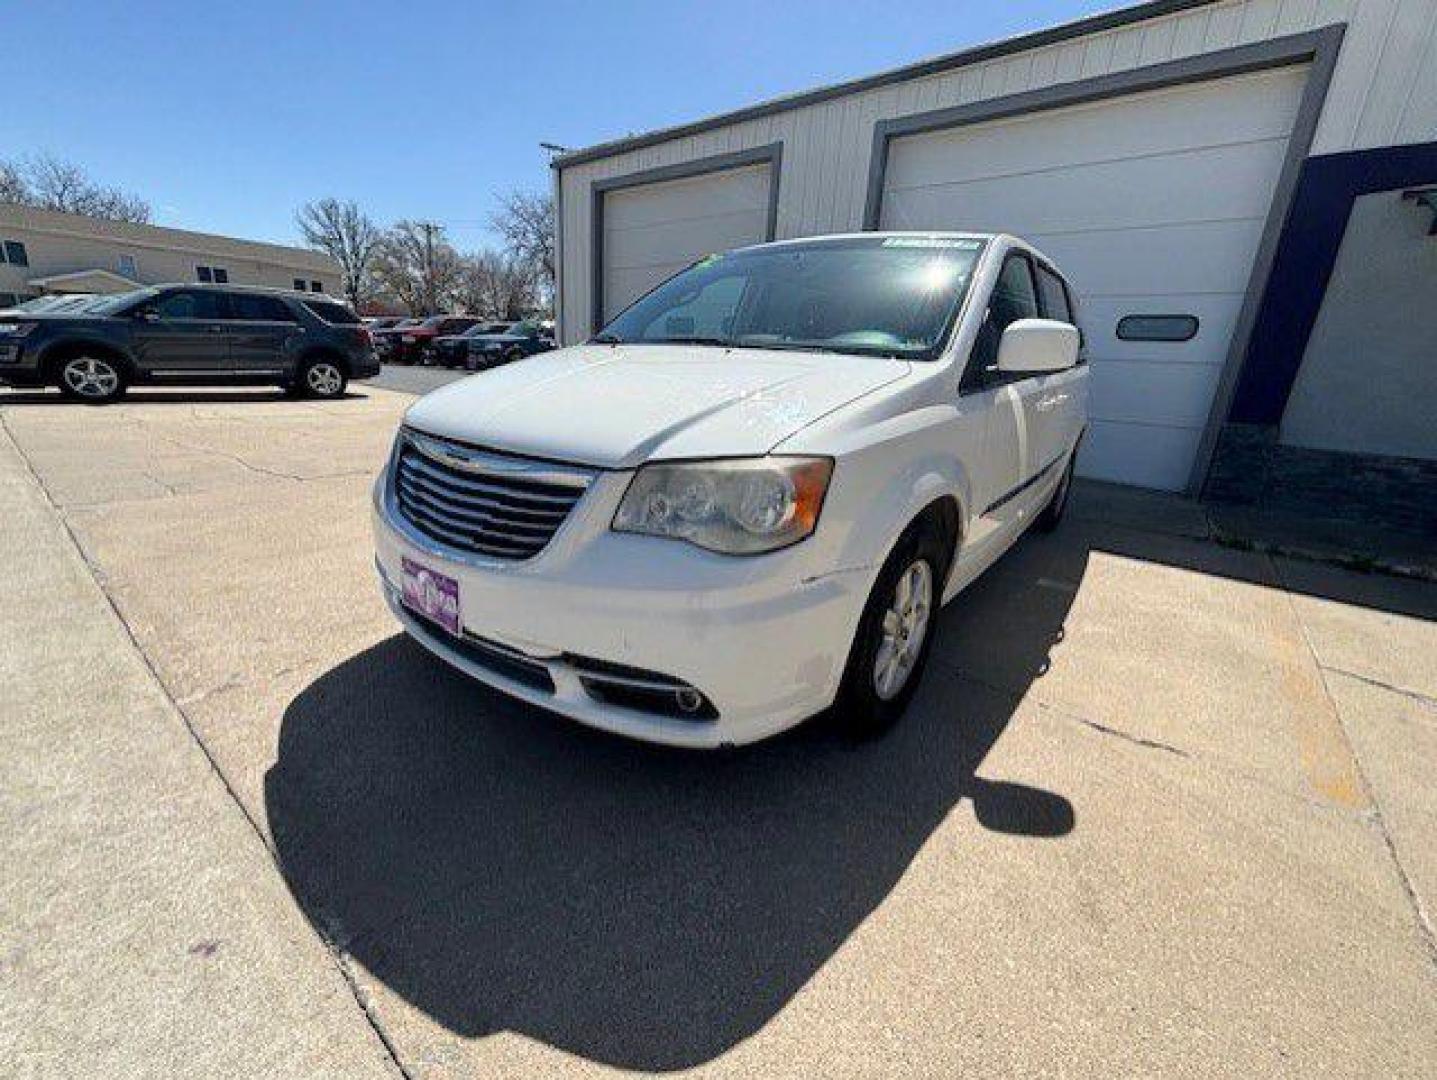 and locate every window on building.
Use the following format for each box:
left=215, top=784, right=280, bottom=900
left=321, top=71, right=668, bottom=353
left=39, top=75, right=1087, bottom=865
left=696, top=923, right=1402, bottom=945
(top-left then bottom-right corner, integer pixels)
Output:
left=0, top=292, right=20, bottom=309
left=1116, top=314, right=1199, bottom=342
left=293, top=278, right=306, bottom=292
left=2, top=240, right=29, bottom=267
left=310, top=280, right=322, bottom=293
left=196, top=265, right=229, bottom=284
left=117, top=253, right=138, bottom=278
left=230, top=294, right=296, bottom=322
